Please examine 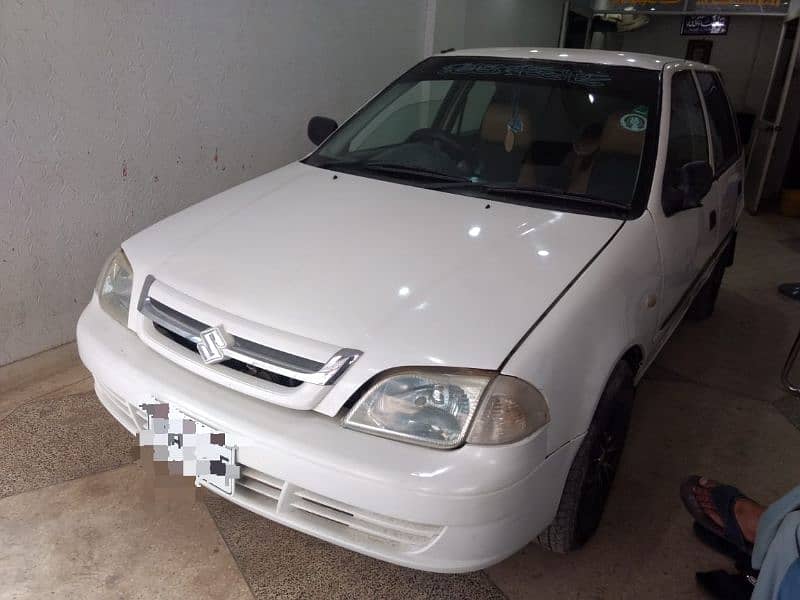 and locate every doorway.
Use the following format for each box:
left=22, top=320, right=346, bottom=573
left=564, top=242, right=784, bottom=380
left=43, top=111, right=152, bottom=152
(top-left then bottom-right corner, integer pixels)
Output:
left=746, top=16, right=800, bottom=213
